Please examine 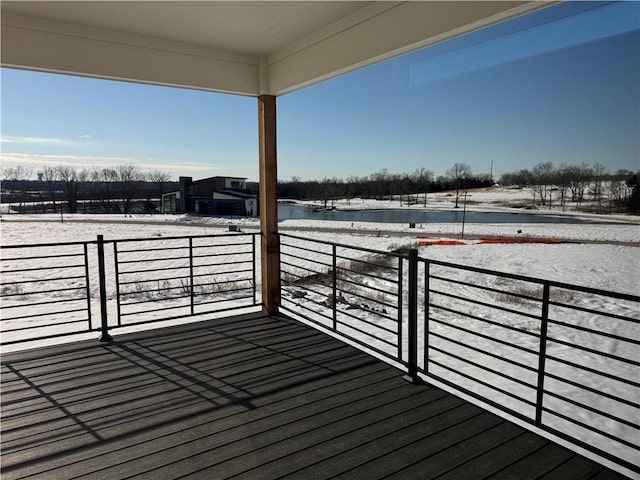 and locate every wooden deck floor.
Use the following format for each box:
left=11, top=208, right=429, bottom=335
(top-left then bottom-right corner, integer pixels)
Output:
left=1, top=313, right=629, bottom=480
